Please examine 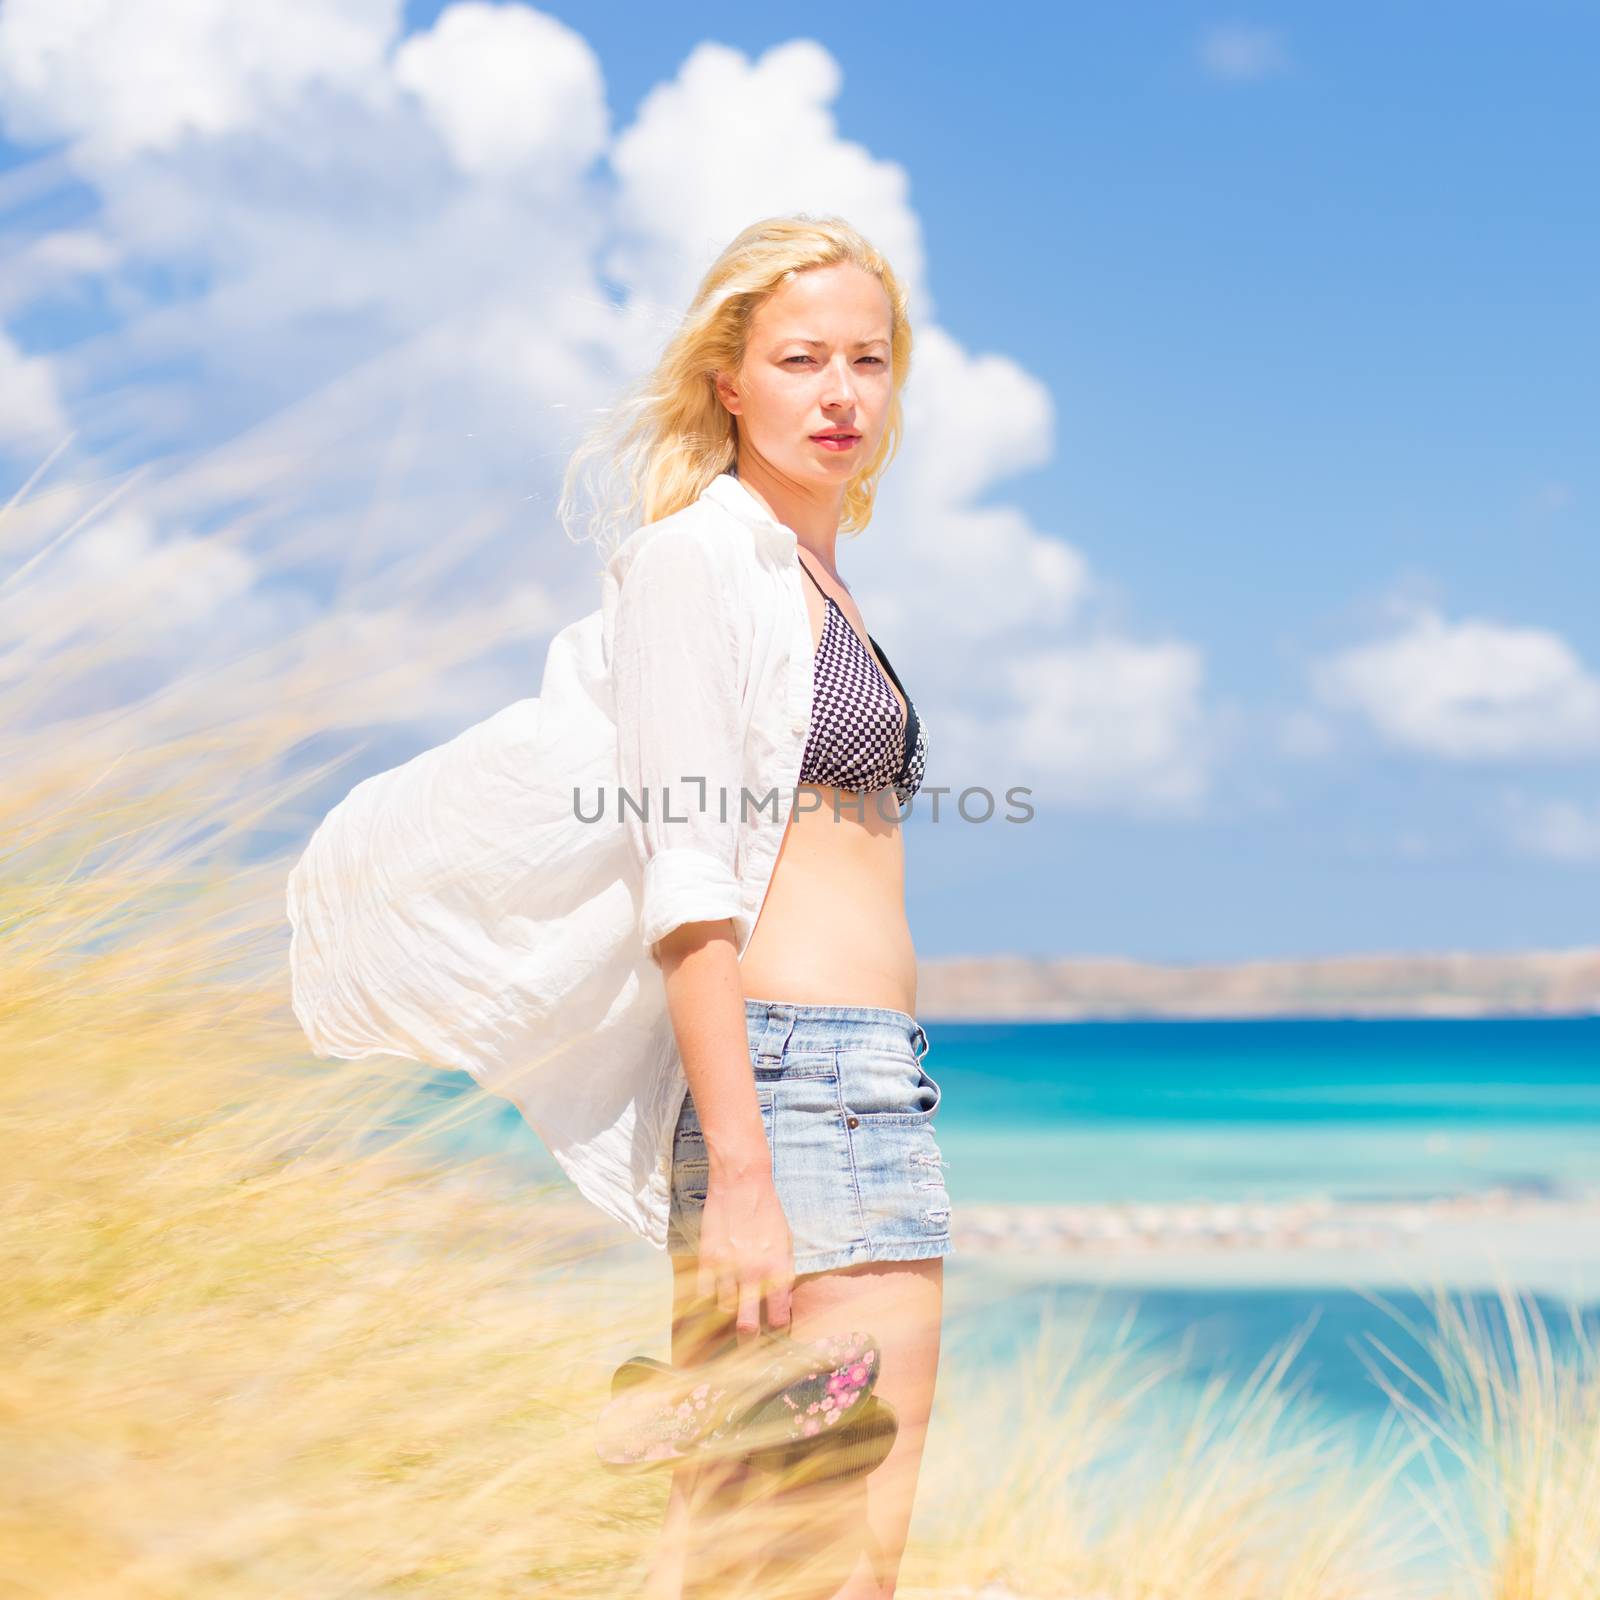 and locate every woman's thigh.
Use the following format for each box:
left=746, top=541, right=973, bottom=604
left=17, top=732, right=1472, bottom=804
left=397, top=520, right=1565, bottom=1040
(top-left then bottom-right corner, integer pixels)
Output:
left=786, top=1258, right=944, bottom=1591
left=663, top=1251, right=944, bottom=1598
